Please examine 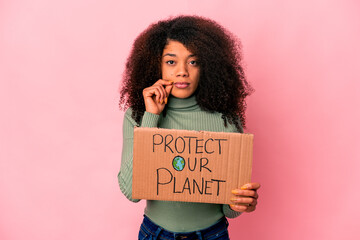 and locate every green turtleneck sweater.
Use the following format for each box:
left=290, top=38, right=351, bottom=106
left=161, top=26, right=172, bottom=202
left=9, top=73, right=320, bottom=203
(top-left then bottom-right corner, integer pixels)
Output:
left=118, top=95, right=243, bottom=232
